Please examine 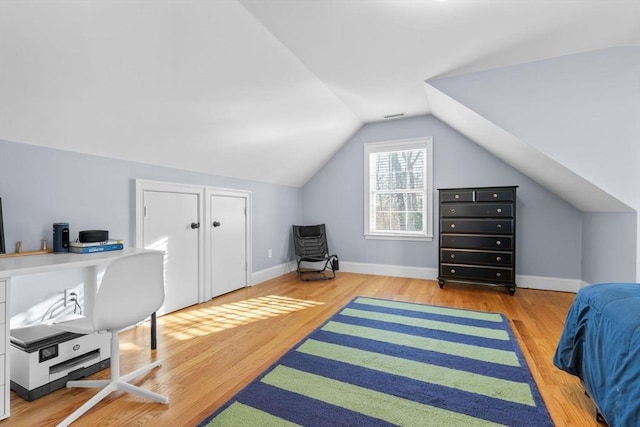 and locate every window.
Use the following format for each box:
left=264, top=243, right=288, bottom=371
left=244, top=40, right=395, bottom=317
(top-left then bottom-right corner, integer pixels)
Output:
left=364, top=137, right=433, bottom=241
